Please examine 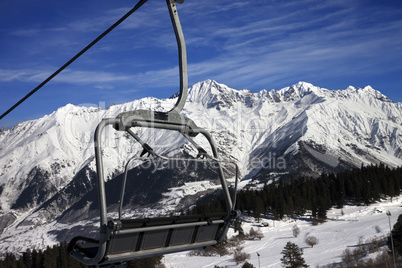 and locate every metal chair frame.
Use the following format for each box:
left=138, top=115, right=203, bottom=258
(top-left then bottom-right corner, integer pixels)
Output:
left=69, top=113, right=239, bottom=266
left=68, top=1, right=240, bottom=265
